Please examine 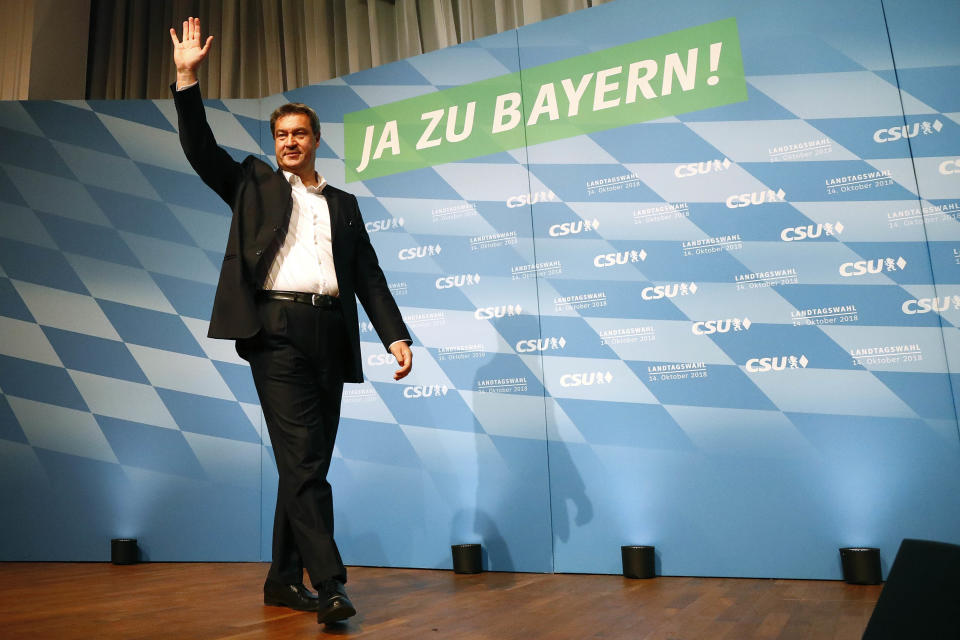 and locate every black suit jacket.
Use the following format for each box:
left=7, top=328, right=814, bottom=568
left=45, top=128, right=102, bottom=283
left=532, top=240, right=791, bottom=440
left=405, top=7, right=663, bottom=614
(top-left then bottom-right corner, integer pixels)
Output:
left=172, top=83, right=410, bottom=383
